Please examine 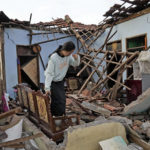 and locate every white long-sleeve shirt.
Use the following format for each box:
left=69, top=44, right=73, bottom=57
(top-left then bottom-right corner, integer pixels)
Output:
left=44, top=53, right=80, bottom=91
